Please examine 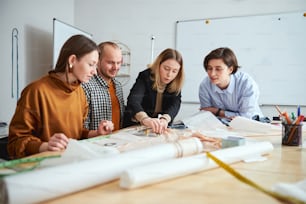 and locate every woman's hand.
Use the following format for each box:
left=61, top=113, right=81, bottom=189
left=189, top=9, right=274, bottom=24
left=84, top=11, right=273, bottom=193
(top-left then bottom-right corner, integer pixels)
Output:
left=142, top=117, right=168, bottom=134
left=97, top=120, right=114, bottom=135
left=39, top=133, right=69, bottom=153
